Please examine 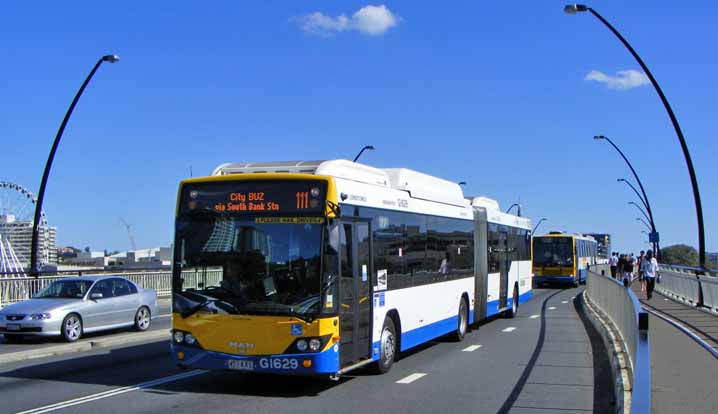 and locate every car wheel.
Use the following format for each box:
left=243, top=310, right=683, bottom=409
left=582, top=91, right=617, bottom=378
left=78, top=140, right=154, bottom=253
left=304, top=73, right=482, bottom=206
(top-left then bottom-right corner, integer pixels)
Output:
left=451, top=298, right=469, bottom=341
left=506, top=287, right=519, bottom=318
left=134, top=306, right=151, bottom=331
left=61, top=313, right=82, bottom=342
left=373, top=317, right=397, bottom=374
